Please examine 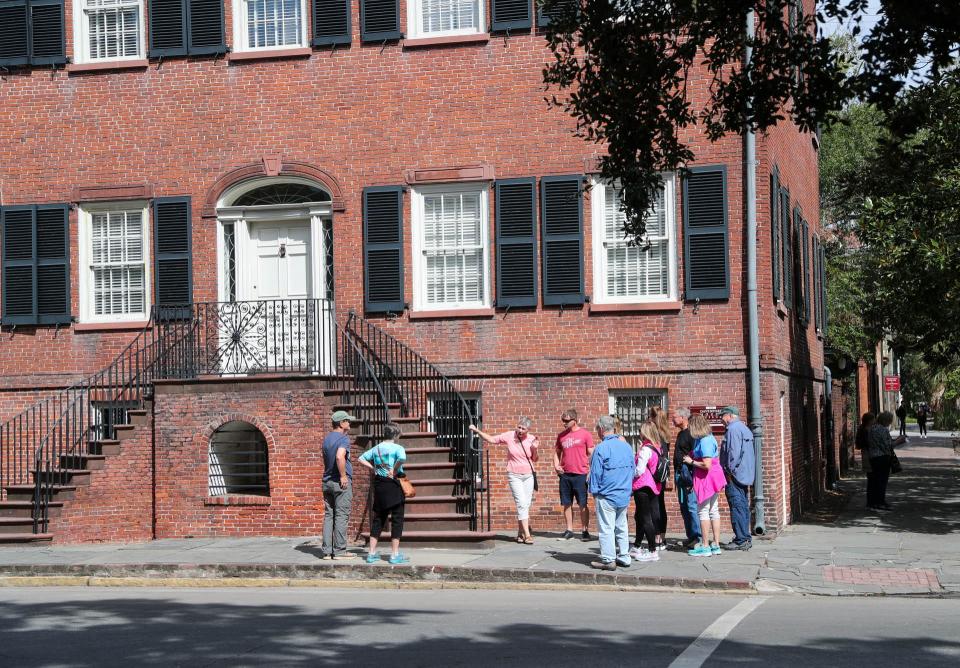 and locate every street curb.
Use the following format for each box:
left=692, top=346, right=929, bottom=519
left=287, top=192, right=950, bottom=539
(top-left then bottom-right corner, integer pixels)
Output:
left=0, top=563, right=755, bottom=593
